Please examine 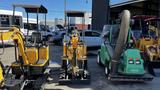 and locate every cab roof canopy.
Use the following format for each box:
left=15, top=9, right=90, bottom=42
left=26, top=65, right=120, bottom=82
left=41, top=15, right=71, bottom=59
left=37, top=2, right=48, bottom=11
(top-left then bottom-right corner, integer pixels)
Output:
left=66, top=11, right=85, bottom=17
left=12, top=4, right=48, bottom=13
